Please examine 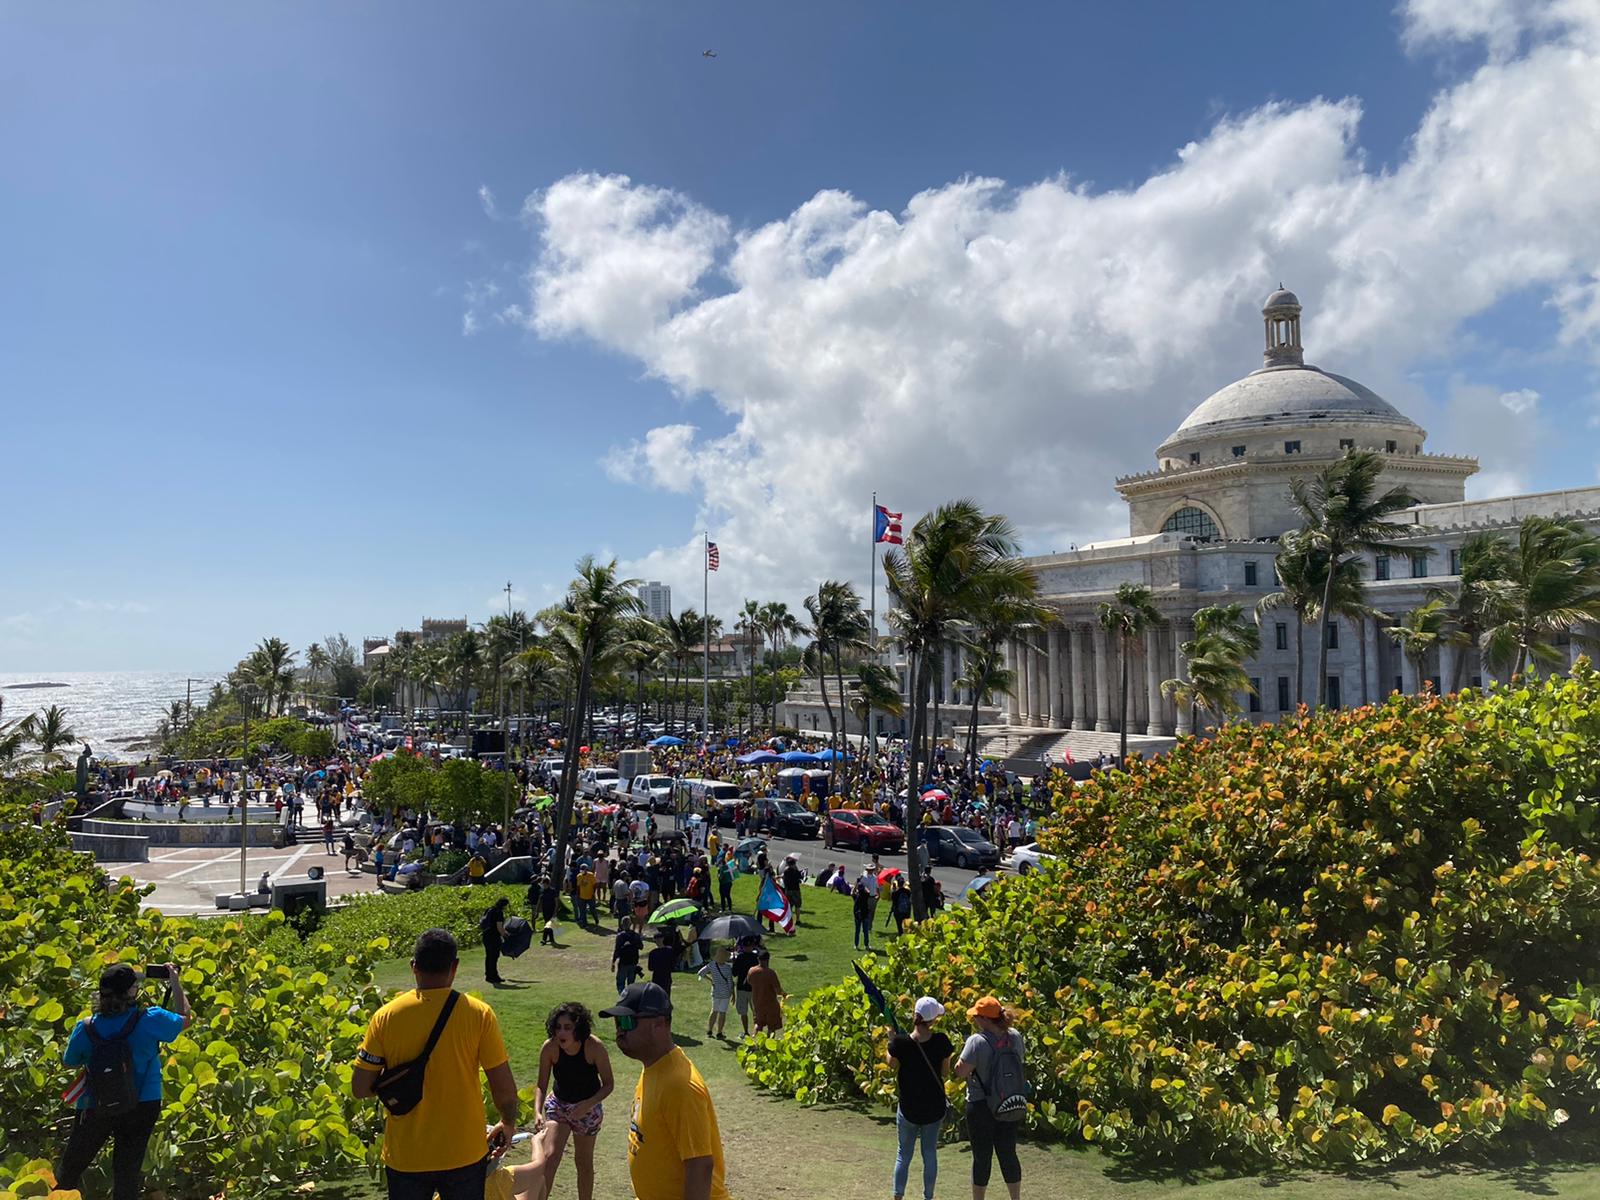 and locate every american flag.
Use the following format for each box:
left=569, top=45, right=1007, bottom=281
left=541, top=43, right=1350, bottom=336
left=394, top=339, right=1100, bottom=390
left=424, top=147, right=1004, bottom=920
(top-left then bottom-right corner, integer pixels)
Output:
left=875, top=505, right=903, bottom=545
left=706, top=541, right=720, bottom=572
